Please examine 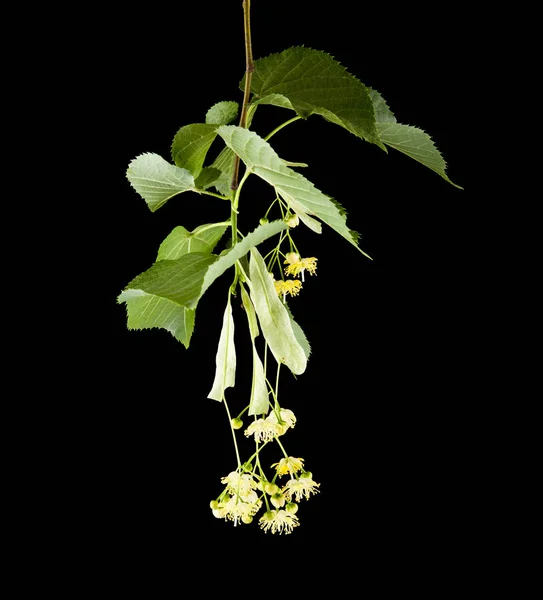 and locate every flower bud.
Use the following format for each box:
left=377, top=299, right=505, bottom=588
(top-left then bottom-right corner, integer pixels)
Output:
left=286, top=213, right=300, bottom=228
left=241, top=515, right=253, bottom=525
left=271, top=493, right=286, bottom=508
left=231, top=418, right=243, bottom=430
left=284, top=252, right=300, bottom=265
left=265, top=482, right=279, bottom=495
left=300, top=471, right=312, bottom=479
left=285, top=502, right=298, bottom=514
left=259, top=217, right=269, bottom=225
